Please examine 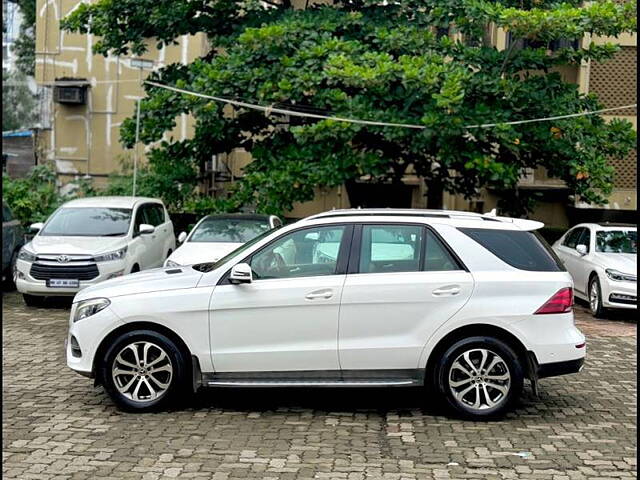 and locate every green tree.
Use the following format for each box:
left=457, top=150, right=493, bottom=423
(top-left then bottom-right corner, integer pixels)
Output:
left=7, top=0, right=36, bottom=76
left=2, top=70, right=36, bottom=131
left=62, top=0, right=636, bottom=215
left=2, top=163, right=64, bottom=225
